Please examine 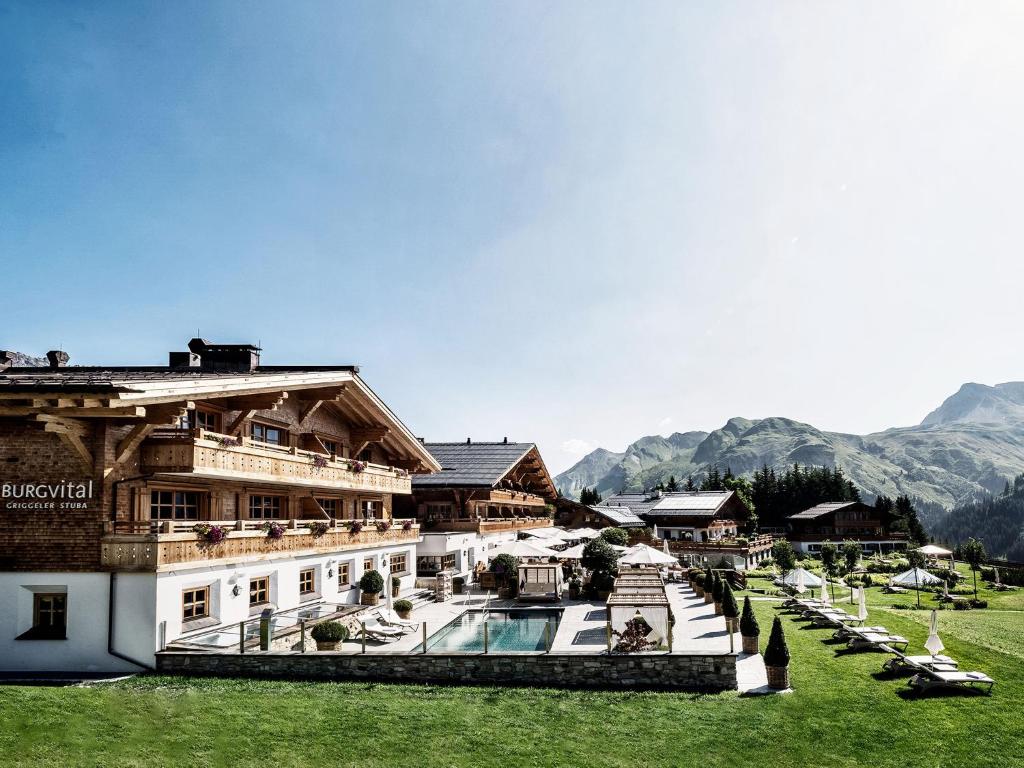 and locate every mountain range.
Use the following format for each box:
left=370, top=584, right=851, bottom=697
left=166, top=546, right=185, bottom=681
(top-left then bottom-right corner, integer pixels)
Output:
left=555, top=381, right=1024, bottom=522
